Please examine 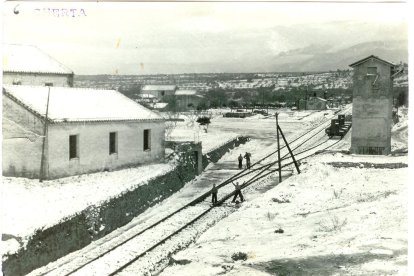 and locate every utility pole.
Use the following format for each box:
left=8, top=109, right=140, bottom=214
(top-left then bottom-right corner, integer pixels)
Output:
left=275, top=112, right=282, bottom=183
left=278, top=125, right=301, bottom=174
left=39, top=85, right=51, bottom=182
